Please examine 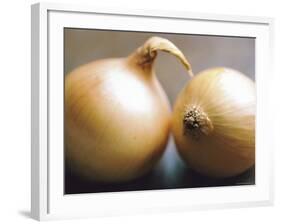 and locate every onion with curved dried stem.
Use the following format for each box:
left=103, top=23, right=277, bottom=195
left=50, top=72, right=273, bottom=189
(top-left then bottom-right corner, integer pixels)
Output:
left=65, top=36, right=193, bottom=183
